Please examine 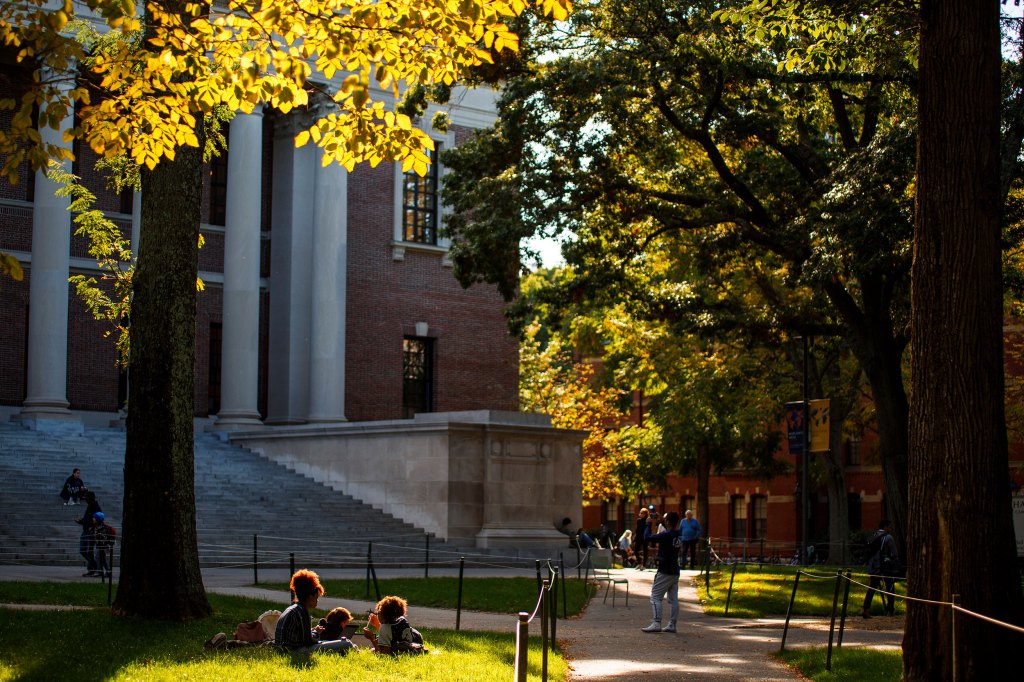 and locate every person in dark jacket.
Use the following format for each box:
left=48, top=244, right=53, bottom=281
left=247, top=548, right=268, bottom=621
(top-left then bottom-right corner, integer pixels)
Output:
left=641, top=511, right=682, bottom=633
left=75, top=491, right=101, bottom=576
left=633, top=508, right=651, bottom=570
left=59, top=468, right=86, bottom=505
left=862, top=519, right=899, bottom=617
